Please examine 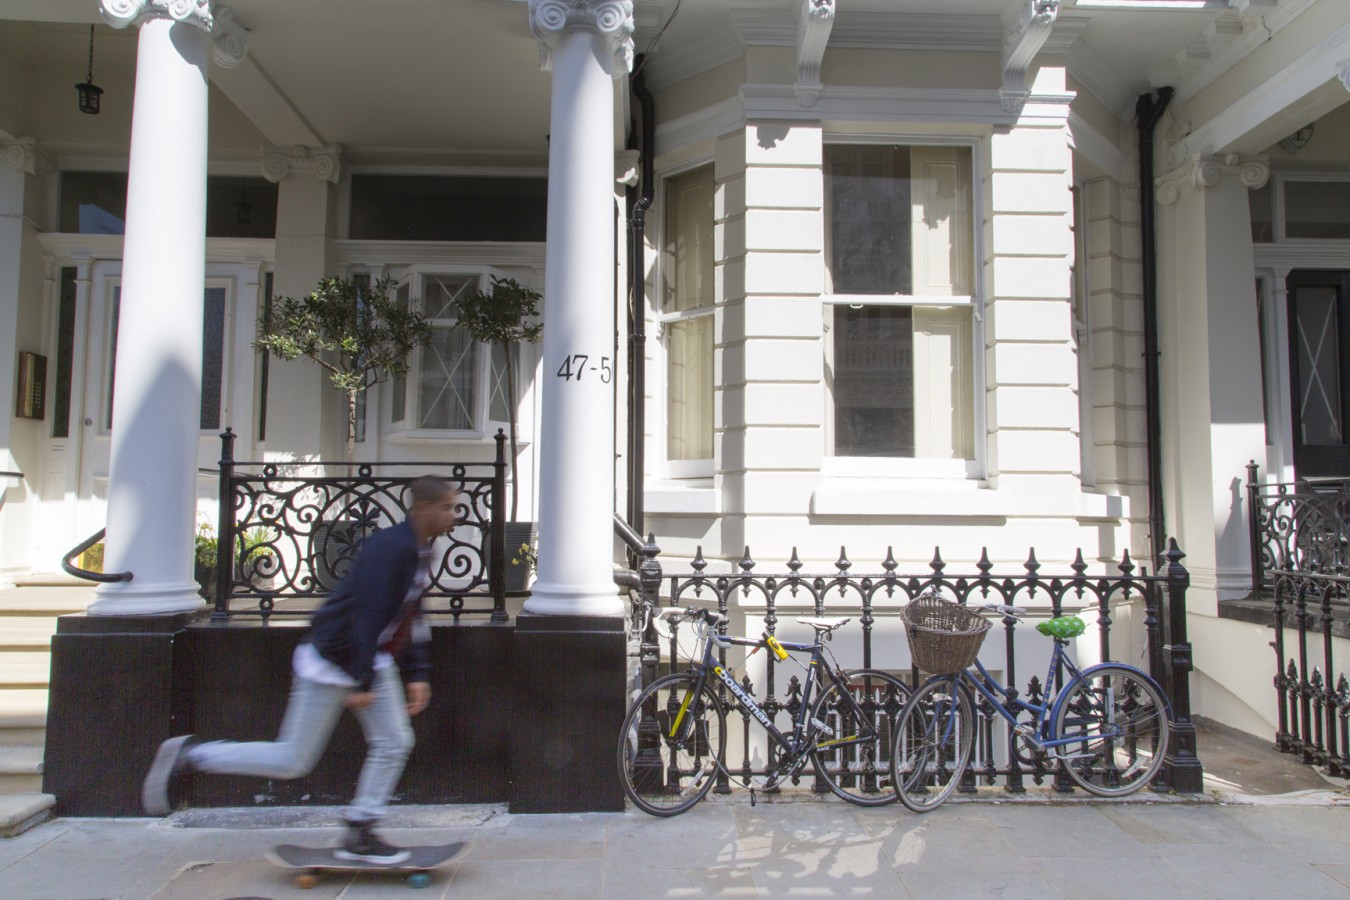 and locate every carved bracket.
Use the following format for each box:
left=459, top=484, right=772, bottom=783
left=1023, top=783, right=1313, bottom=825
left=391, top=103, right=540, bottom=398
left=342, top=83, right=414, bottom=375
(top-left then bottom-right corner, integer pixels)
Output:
left=1001, top=0, right=1059, bottom=114
left=795, top=0, right=835, bottom=108
left=1339, top=60, right=1350, bottom=93
left=615, top=149, right=640, bottom=187
left=529, top=0, right=635, bottom=77
left=1156, top=154, right=1269, bottom=206
left=261, top=144, right=342, bottom=184
left=1, top=137, right=53, bottom=176
left=100, top=1, right=248, bottom=68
